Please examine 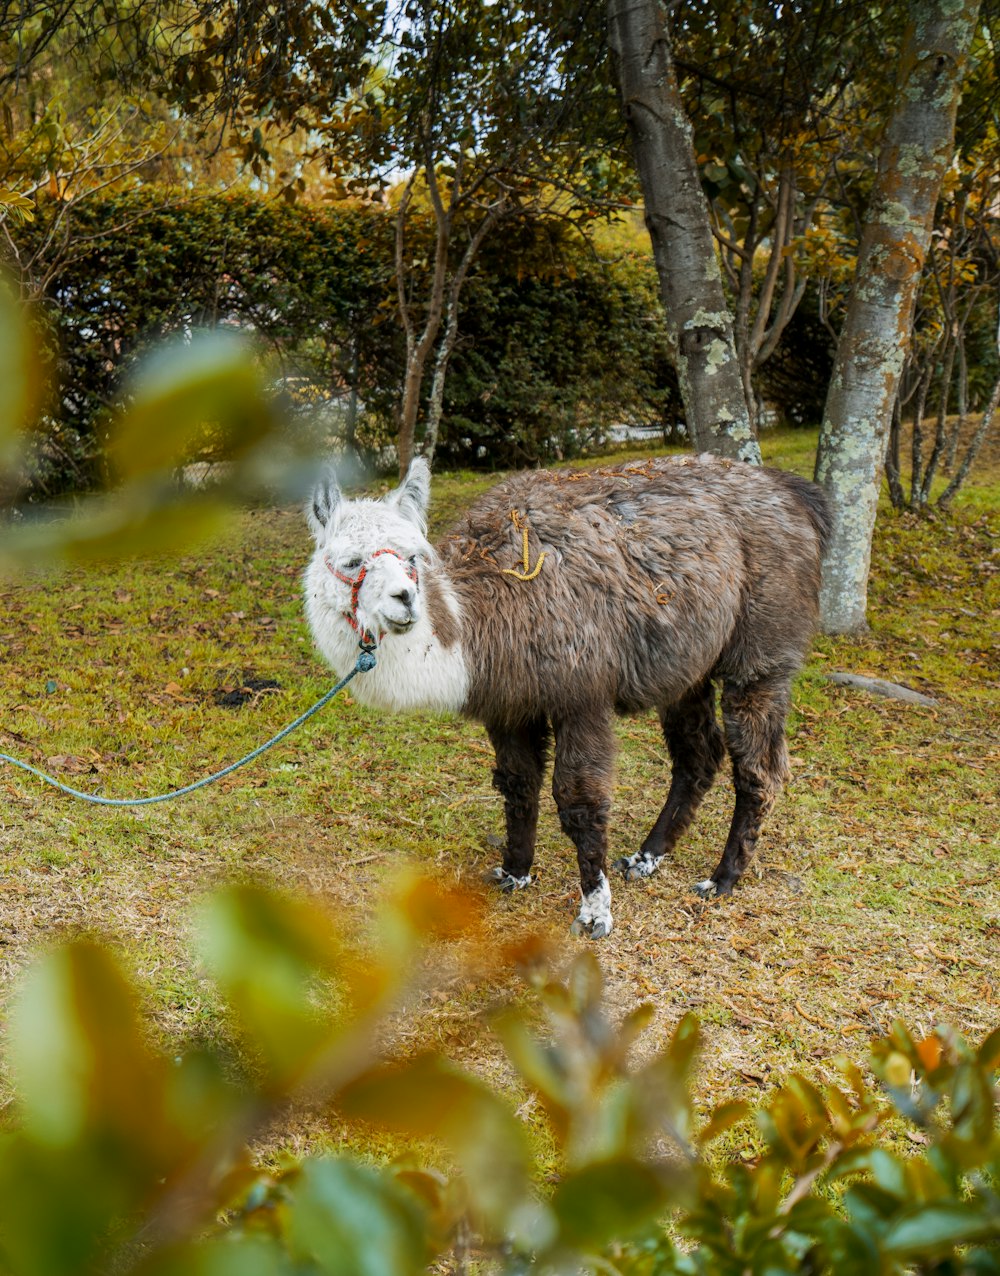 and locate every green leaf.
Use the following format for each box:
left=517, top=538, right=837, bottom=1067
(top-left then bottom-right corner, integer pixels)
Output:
left=810, top=1215, right=881, bottom=1272
left=340, top=1054, right=530, bottom=1229
left=0, top=187, right=35, bottom=221
left=950, top=1061, right=997, bottom=1148
left=108, top=332, right=275, bottom=481
left=977, top=1024, right=1000, bottom=1071
left=618, top=1001, right=656, bottom=1053
left=1, top=943, right=191, bottom=1275
left=9, top=941, right=167, bottom=1152
left=633, top=1013, right=700, bottom=1147
left=567, top=949, right=604, bottom=1014
left=284, top=1158, right=428, bottom=1276
left=697, top=1099, right=750, bottom=1146
left=856, top=1148, right=908, bottom=1199
left=0, top=1135, right=139, bottom=1276
left=141, top=1234, right=289, bottom=1276
left=551, top=1157, right=674, bottom=1248
left=882, top=1203, right=1000, bottom=1256
left=494, top=1010, right=571, bottom=1134
left=0, top=487, right=232, bottom=570
left=198, top=886, right=345, bottom=1088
